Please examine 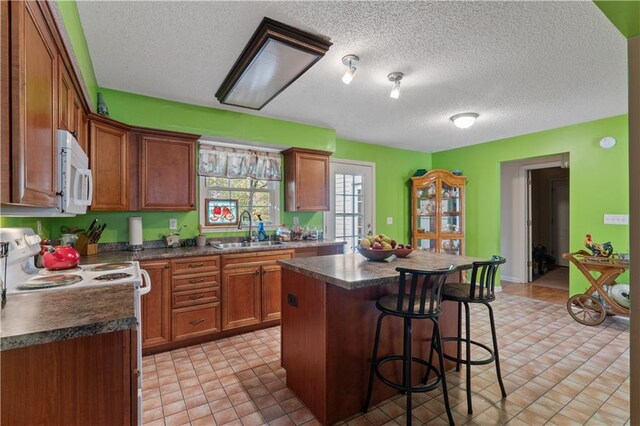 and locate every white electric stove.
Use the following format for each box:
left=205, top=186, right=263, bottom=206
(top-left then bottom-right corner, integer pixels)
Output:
left=0, top=228, right=149, bottom=426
